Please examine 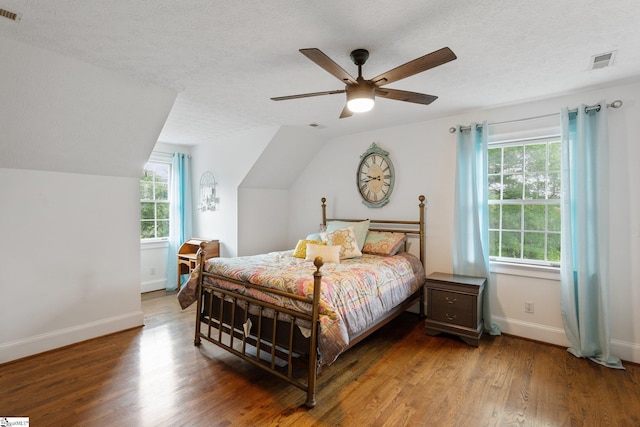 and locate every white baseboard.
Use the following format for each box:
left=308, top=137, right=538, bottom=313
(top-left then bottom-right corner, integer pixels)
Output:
left=0, top=311, right=144, bottom=364
left=493, top=316, right=640, bottom=365
left=141, top=279, right=166, bottom=293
